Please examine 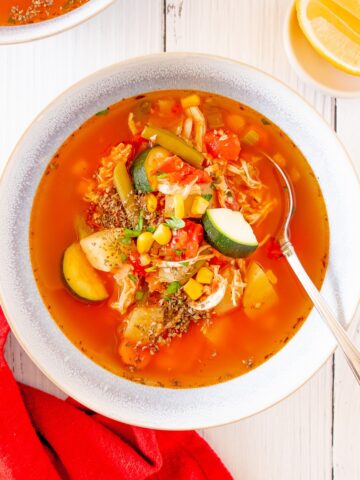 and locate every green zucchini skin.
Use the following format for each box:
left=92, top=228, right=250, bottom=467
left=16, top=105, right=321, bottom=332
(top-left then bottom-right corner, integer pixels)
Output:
left=202, top=210, right=258, bottom=258
left=131, top=149, right=153, bottom=193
